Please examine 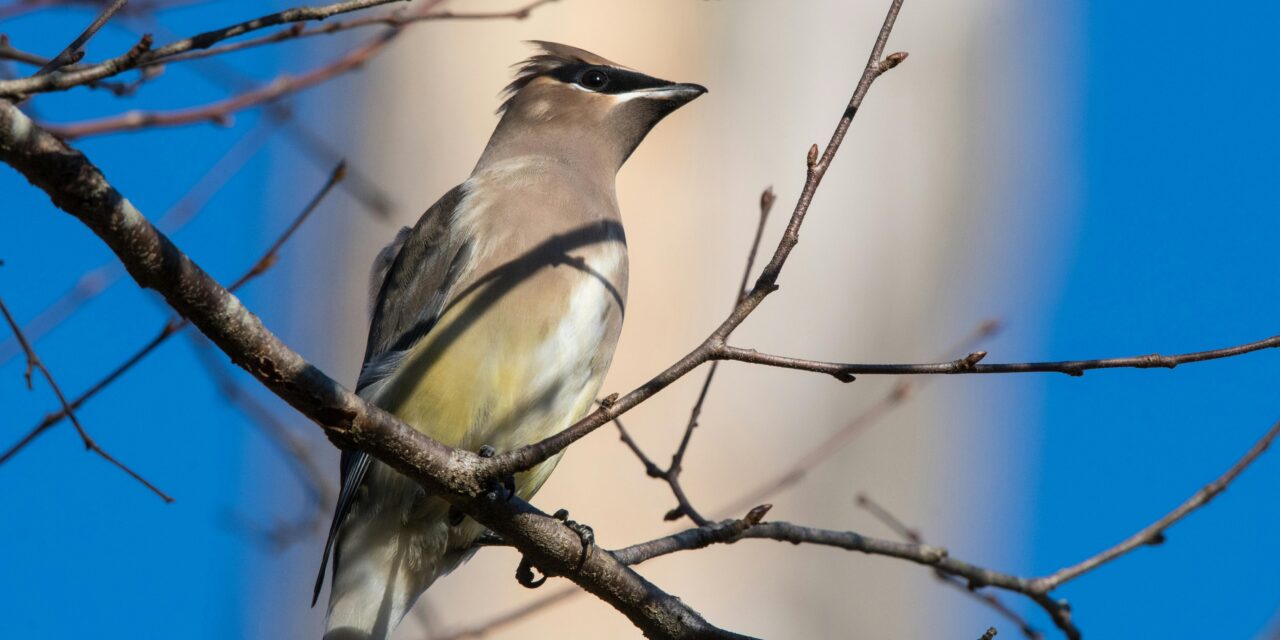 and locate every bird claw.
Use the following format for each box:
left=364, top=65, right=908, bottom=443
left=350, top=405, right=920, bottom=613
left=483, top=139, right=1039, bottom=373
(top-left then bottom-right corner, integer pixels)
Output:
left=515, top=556, right=547, bottom=589
left=450, top=445, right=516, bottom=525
left=554, top=508, right=595, bottom=567
left=478, top=444, right=517, bottom=503
left=512, top=510, right=593, bottom=589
